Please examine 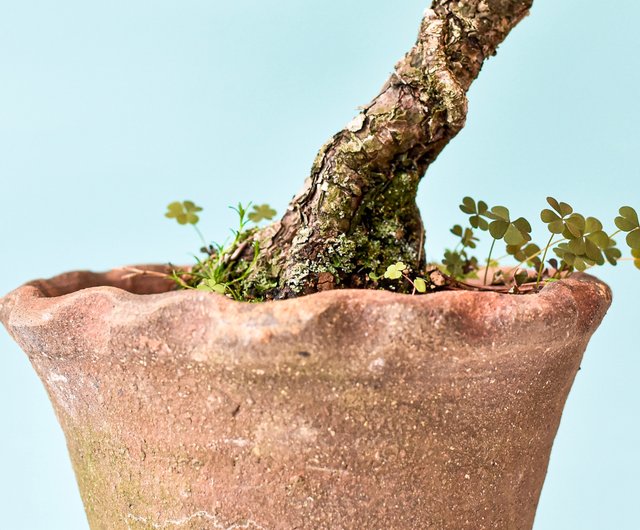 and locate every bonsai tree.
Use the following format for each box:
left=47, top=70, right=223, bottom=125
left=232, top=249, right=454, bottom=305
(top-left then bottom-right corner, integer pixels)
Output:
left=2, top=2, right=640, bottom=527
left=215, top=1, right=531, bottom=298
left=161, top=0, right=638, bottom=300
